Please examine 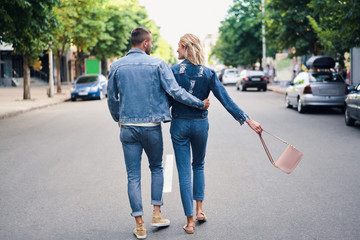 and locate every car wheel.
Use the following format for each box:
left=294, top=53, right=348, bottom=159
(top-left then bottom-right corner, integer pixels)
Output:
left=263, top=86, right=267, bottom=91
left=297, top=98, right=306, bottom=113
left=236, top=83, right=240, bottom=91
left=241, top=86, right=246, bottom=91
left=71, top=97, right=76, bottom=101
left=285, top=94, right=292, bottom=108
left=345, top=107, right=355, bottom=126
